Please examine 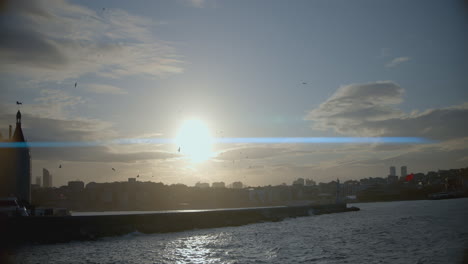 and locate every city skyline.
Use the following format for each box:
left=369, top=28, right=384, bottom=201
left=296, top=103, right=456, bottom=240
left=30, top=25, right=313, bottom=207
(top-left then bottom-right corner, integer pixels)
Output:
left=0, top=0, right=467, bottom=187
